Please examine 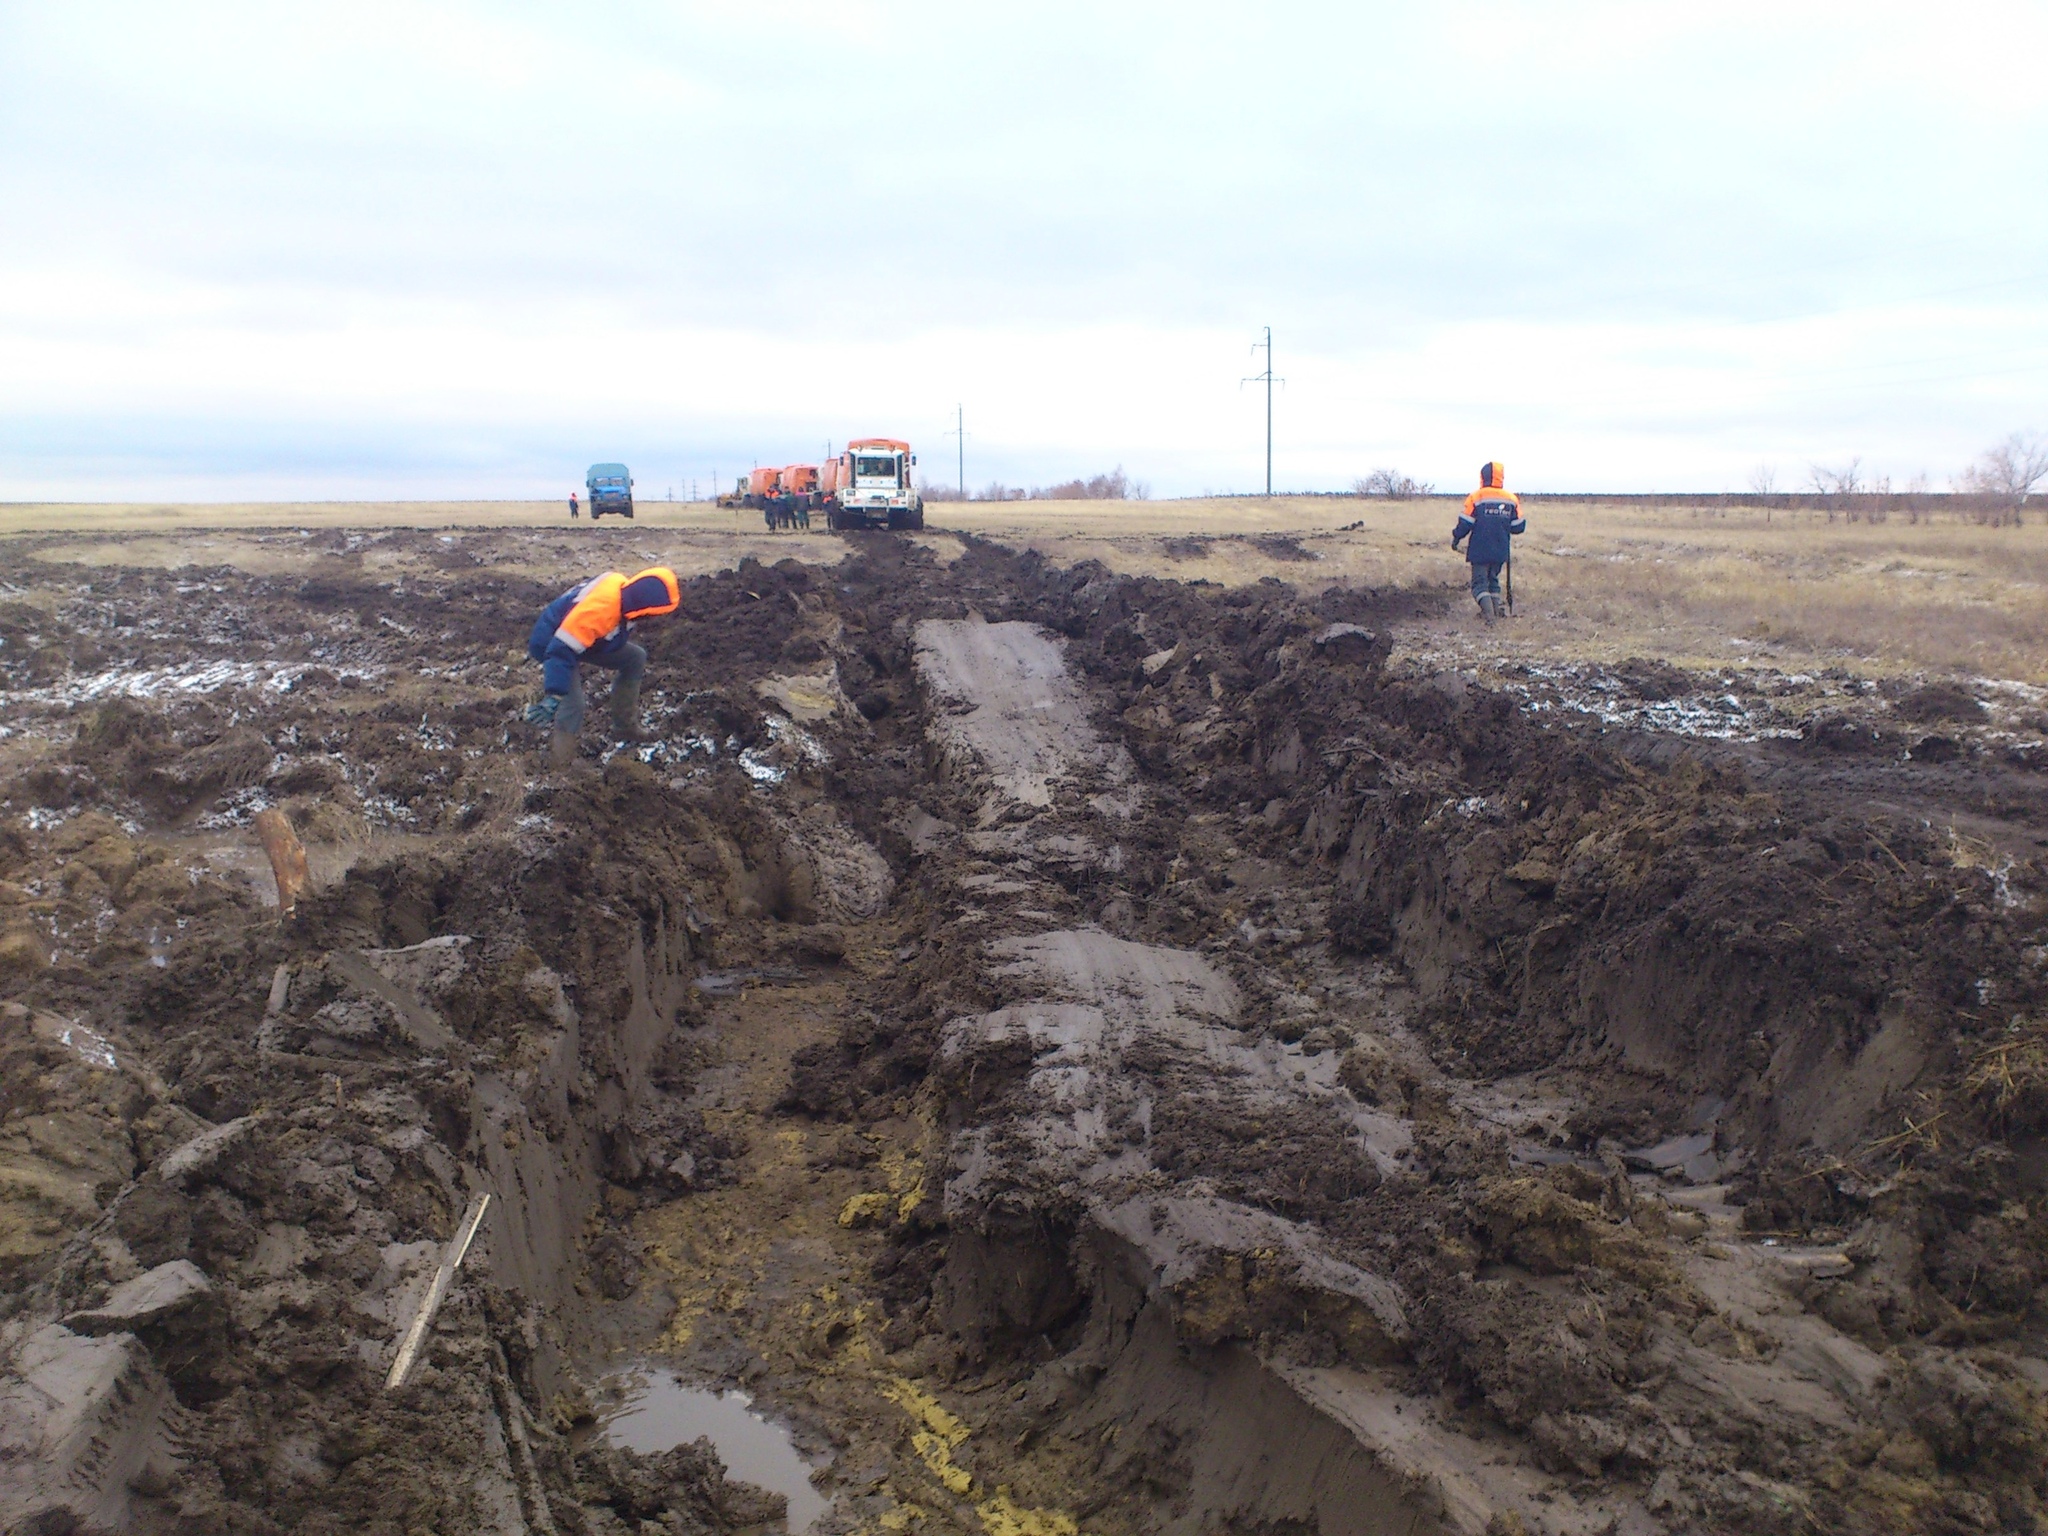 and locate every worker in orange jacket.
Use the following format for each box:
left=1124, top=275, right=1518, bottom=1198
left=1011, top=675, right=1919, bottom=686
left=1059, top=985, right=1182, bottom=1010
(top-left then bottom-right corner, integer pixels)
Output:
left=524, top=568, right=681, bottom=766
left=1452, top=462, right=1526, bottom=622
